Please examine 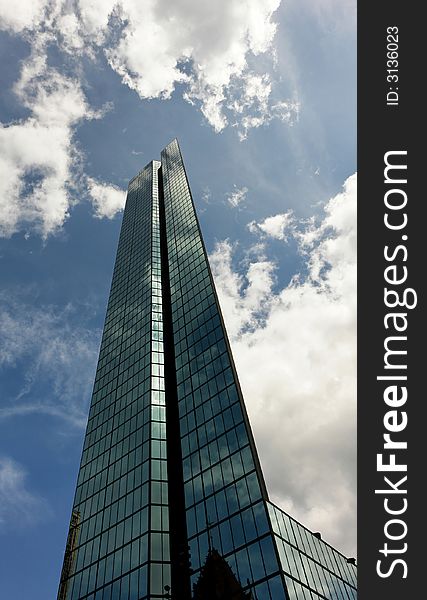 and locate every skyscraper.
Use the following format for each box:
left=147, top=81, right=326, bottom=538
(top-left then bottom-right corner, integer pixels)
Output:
left=58, top=140, right=357, bottom=600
